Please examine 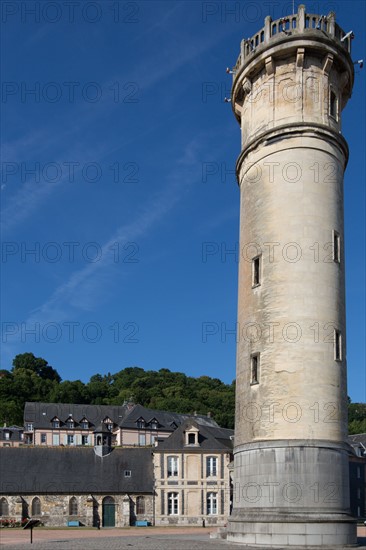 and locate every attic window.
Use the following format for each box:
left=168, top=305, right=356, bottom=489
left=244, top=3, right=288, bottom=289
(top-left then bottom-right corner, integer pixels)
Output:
left=52, top=418, right=60, bottom=429
left=150, top=419, right=158, bottom=430
left=137, top=419, right=145, bottom=429
left=66, top=418, right=74, bottom=429
left=104, top=417, right=113, bottom=431
left=188, top=433, right=196, bottom=445
left=124, top=470, right=132, bottom=477
left=80, top=418, right=89, bottom=429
